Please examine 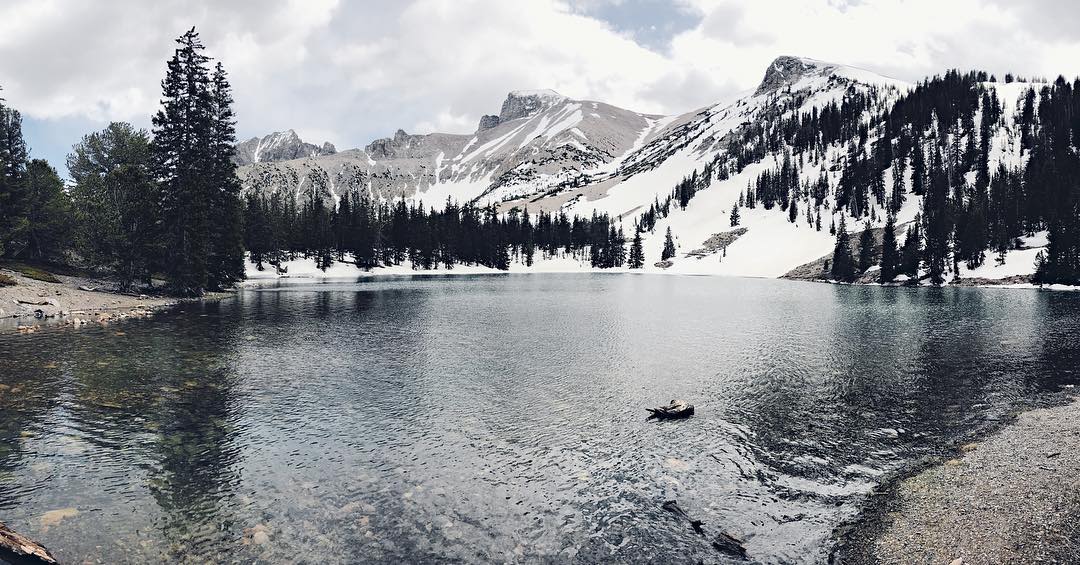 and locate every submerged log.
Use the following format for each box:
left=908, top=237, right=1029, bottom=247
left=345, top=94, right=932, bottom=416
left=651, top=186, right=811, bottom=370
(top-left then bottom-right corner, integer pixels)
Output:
left=646, top=399, right=695, bottom=420
left=661, top=500, right=748, bottom=560
left=712, top=531, right=748, bottom=560
left=661, top=500, right=704, bottom=534
left=0, top=521, right=58, bottom=564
